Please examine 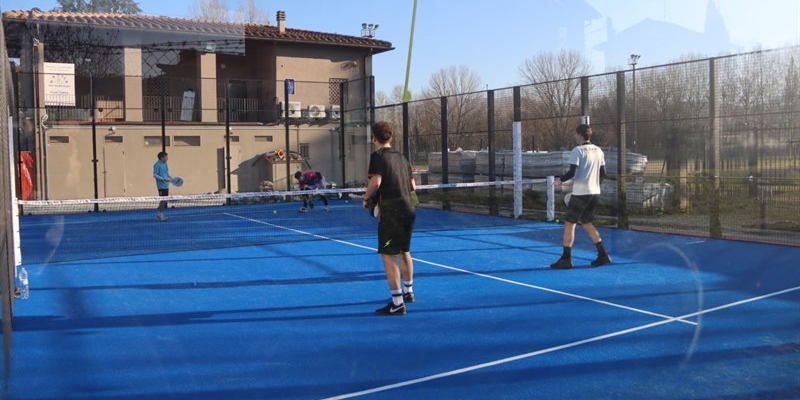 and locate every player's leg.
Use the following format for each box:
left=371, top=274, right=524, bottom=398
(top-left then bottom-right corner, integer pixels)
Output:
left=375, top=213, right=407, bottom=315
left=552, top=195, right=583, bottom=269
left=156, top=188, right=168, bottom=220
left=400, top=251, right=414, bottom=302
left=318, top=183, right=330, bottom=210
left=299, top=192, right=310, bottom=212
left=382, top=254, right=402, bottom=293
left=399, top=209, right=415, bottom=302
left=580, top=195, right=611, bottom=267
left=551, top=222, right=577, bottom=269
left=375, top=254, right=406, bottom=315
